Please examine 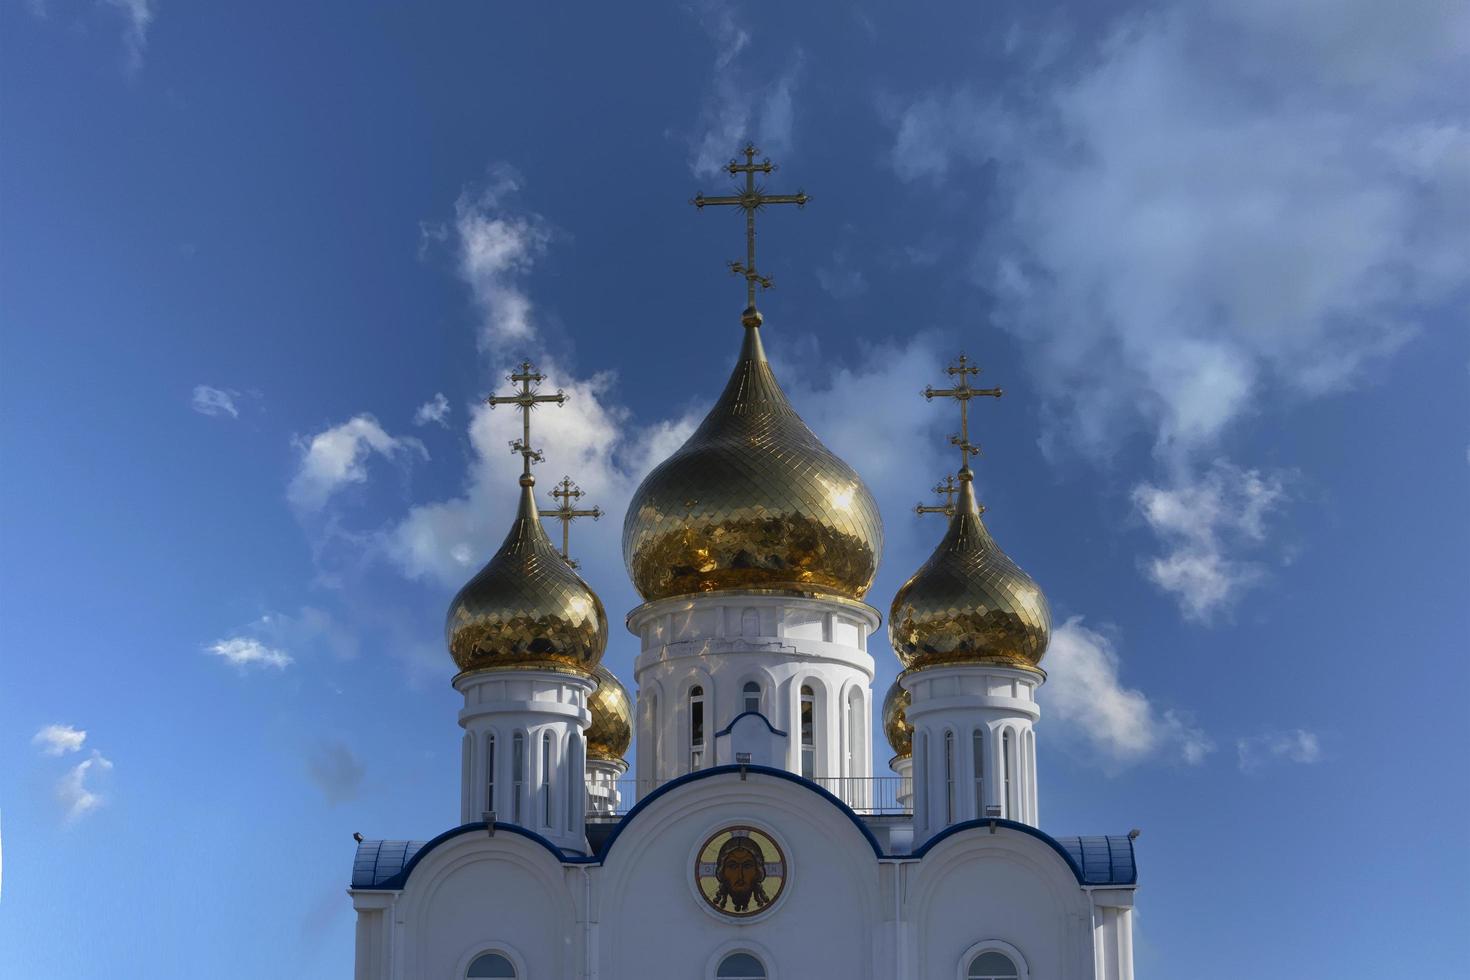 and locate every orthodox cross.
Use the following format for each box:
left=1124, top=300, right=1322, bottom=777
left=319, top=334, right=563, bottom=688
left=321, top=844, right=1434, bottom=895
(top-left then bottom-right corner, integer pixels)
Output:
left=923, top=354, right=1002, bottom=473
left=543, top=476, right=603, bottom=568
left=691, top=143, right=808, bottom=323
left=915, top=475, right=960, bottom=518
left=486, top=360, right=566, bottom=481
